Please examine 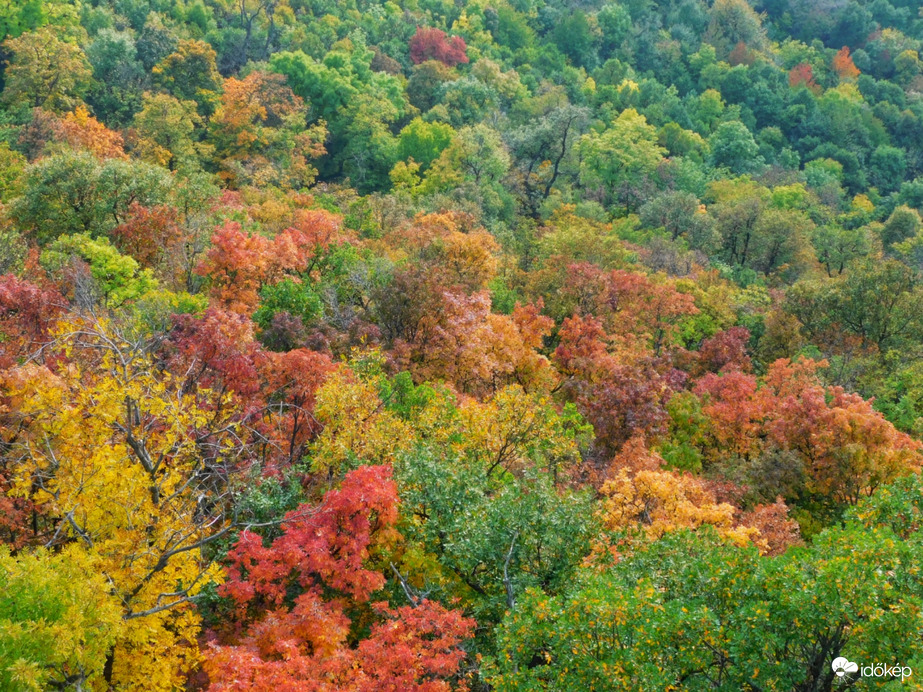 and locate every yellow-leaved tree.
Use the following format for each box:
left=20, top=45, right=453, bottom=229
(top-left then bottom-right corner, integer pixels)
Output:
left=599, top=468, right=762, bottom=548
left=454, top=385, right=590, bottom=481
left=309, top=363, right=415, bottom=475
left=1, top=317, right=245, bottom=690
